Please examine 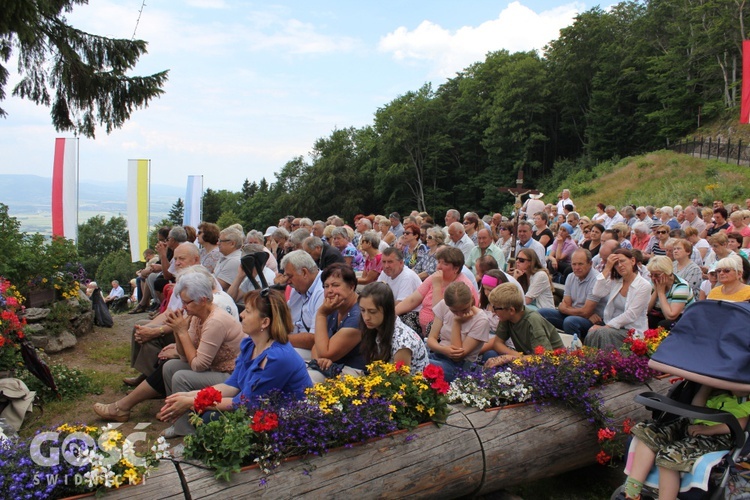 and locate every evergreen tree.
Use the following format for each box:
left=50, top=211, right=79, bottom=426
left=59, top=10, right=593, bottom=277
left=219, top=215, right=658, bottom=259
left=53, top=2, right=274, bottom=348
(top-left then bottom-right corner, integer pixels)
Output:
left=168, top=198, right=184, bottom=225
left=0, top=1, right=168, bottom=137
